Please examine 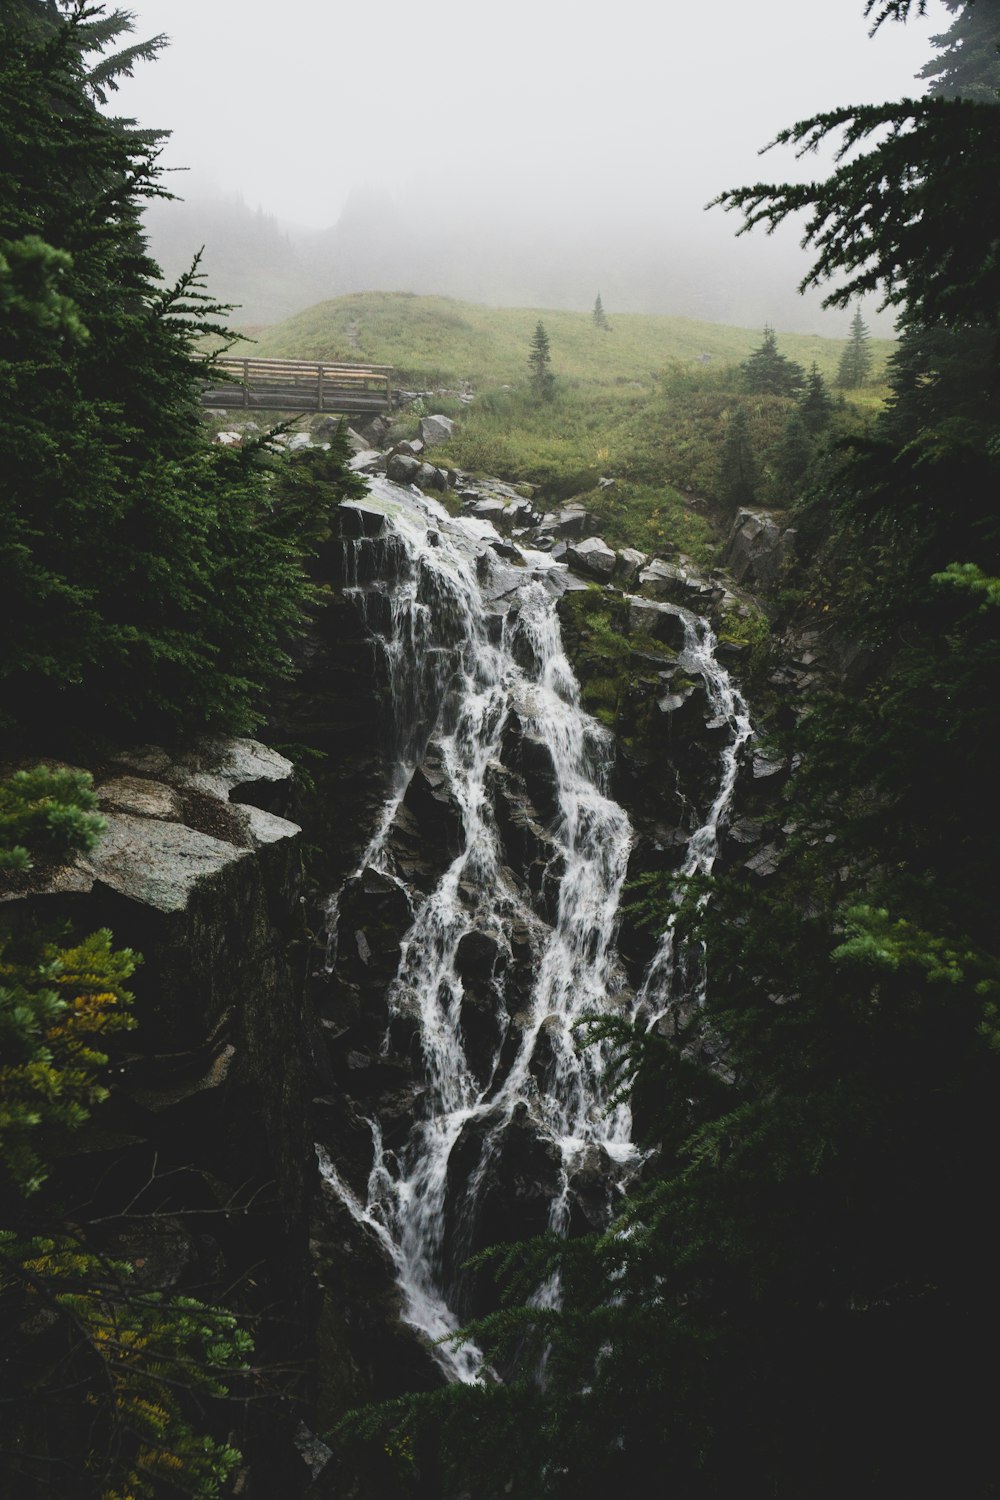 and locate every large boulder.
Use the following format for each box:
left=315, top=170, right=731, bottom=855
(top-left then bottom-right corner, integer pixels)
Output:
left=419, top=414, right=456, bottom=447
left=565, top=535, right=617, bottom=580
left=386, top=452, right=422, bottom=485
left=415, top=462, right=448, bottom=491
left=553, top=504, right=592, bottom=539
left=616, top=547, right=647, bottom=585
left=724, top=509, right=796, bottom=591
left=626, top=596, right=689, bottom=651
